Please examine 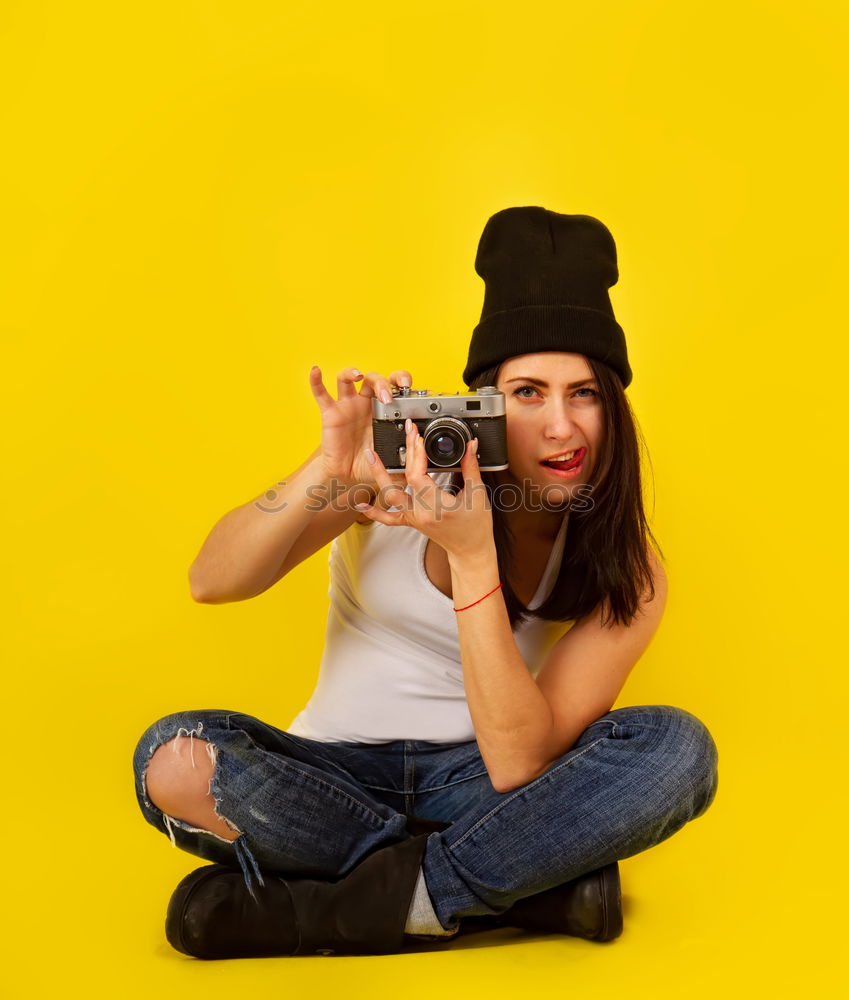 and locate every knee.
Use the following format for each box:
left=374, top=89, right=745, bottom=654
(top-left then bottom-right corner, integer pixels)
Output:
left=609, top=704, right=719, bottom=817
left=144, top=733, right=217, bottom=816
left=132, top=712, right=242, bottom=842
left=653, top=705, right=719, bottom=818
left=133, top=714, right=211, bottom=806
left=132, top=710, right=227, bottom=806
